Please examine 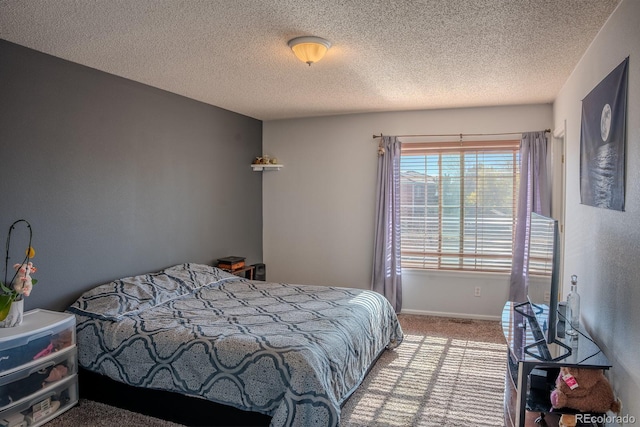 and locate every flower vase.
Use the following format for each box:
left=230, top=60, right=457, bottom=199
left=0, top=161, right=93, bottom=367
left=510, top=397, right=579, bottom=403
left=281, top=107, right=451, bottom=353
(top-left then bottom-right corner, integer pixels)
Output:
left=0, top=299, right=24, bottom=327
